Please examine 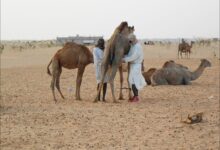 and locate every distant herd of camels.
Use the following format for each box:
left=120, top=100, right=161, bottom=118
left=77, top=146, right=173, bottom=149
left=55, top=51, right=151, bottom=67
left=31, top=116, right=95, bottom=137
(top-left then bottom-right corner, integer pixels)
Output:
left=45, top=22, right=211, bottom=103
